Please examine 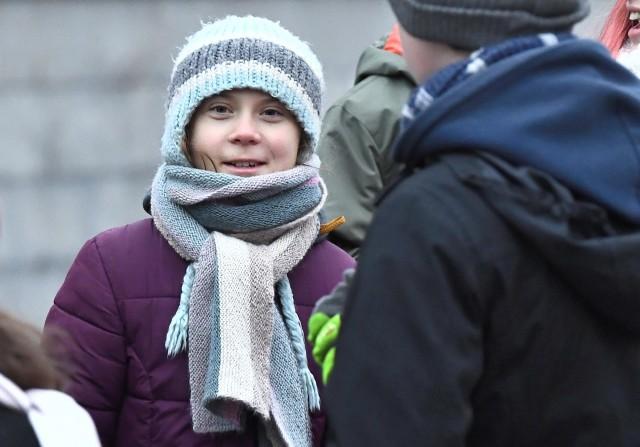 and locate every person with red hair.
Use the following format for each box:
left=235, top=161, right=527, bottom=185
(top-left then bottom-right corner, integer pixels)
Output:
left=601, top=0, right=640, bottom=75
